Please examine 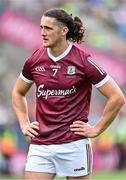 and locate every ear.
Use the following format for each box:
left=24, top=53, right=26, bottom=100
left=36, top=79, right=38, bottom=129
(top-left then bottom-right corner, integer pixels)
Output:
left=61, top=26, right=69, bottom=35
